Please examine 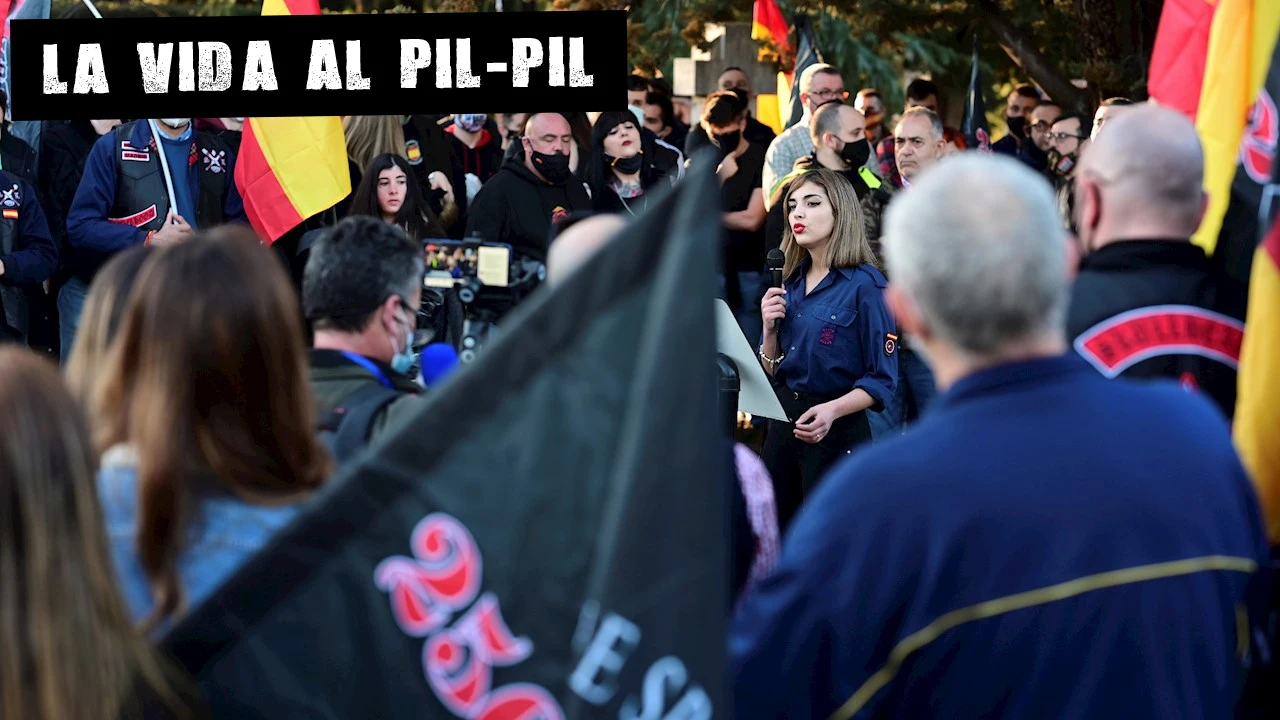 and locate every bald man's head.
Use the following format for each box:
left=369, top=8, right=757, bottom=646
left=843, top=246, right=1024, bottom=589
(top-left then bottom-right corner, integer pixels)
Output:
left=1074, top=103, right=1207, bottom=251
left=546, top=214, right=629, bottom=286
